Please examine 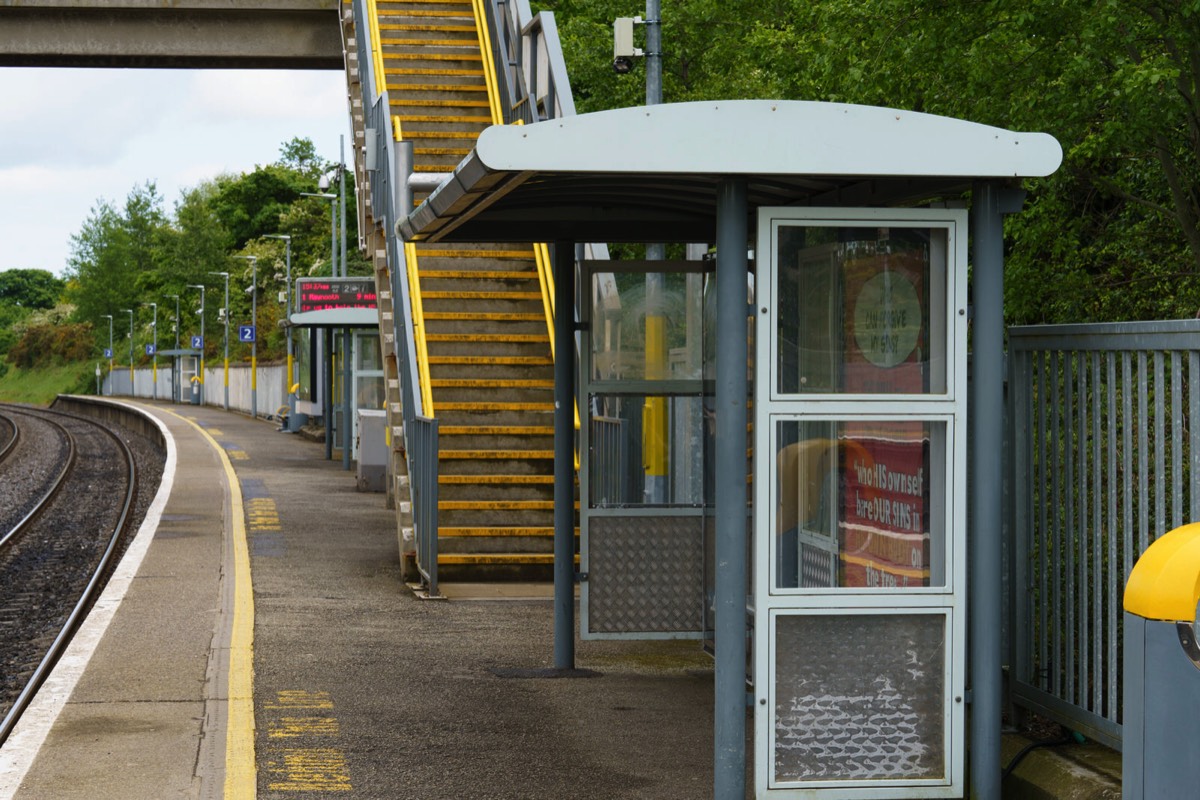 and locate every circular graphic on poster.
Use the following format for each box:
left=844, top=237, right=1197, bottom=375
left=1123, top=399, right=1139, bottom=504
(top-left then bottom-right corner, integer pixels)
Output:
left=853, top=272, right=922, bottom=368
